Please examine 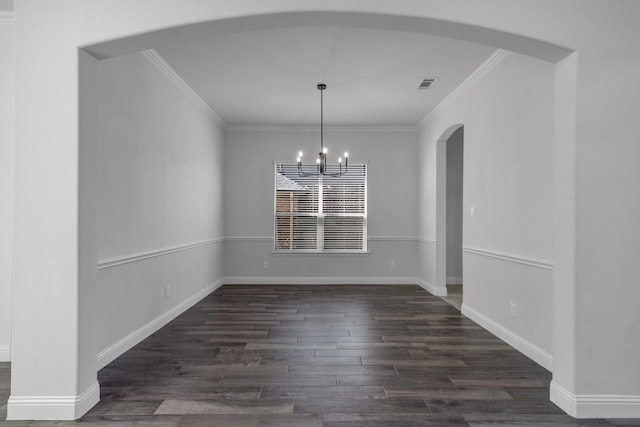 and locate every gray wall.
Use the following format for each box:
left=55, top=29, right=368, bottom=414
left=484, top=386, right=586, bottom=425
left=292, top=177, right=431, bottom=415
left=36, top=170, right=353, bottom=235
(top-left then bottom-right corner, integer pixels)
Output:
left=0, top=19, right=13, bottom=361
left=223, top=128, right=419, bottom=283
left=418, top=52, right=555, bottom=366
left=94, top=52, right=225, bottom=362
left=446, top=127, right=463, bottom=283
left=8, top=2, right=640, bottom=419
